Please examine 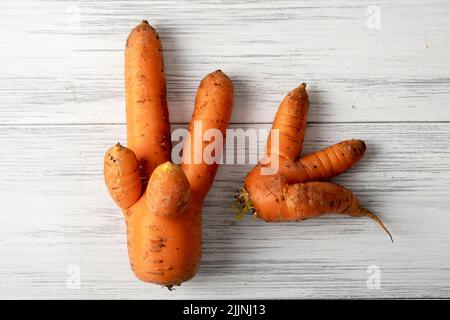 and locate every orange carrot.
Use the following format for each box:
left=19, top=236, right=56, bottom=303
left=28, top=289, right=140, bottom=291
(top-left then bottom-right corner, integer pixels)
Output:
left=125, top=71, right=232, bottom=286
left=104, top=21, right=233, bottom=287
left=125, top=20, right=171, bottom=183
left=236, top=84, right=392, bottom=241
left=251, top=139, right=366, bottom=184
left=181, top=70, right=233, bottom=199
left=123, top=190, right=203, bottom=286
left=146, top=161, right=190, bottom=218
left=293, top=139, right=366, bottom=182
left=241, top=174, right=392, bottom=241
left=266, top=83, right=309, bottom=161
left=104, top=143, right=142, bottom=210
